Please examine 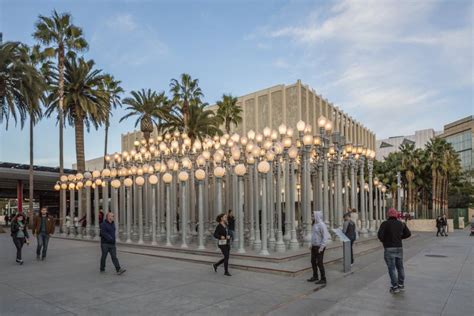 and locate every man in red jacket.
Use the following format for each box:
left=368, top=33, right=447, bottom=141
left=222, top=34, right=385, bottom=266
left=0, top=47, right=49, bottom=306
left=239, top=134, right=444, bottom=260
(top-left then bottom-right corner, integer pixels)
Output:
left=378, top=208, right=411, bottom=294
